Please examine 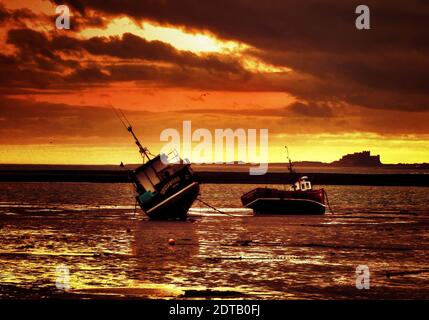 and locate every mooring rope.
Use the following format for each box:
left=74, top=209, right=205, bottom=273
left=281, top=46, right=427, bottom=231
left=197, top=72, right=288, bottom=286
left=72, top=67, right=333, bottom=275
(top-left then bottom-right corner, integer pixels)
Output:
left=134, top=198, right=138, bottom=215
left=323, top=189, right=335, bottom=214
left=196, top=198, right=233, bottom=216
